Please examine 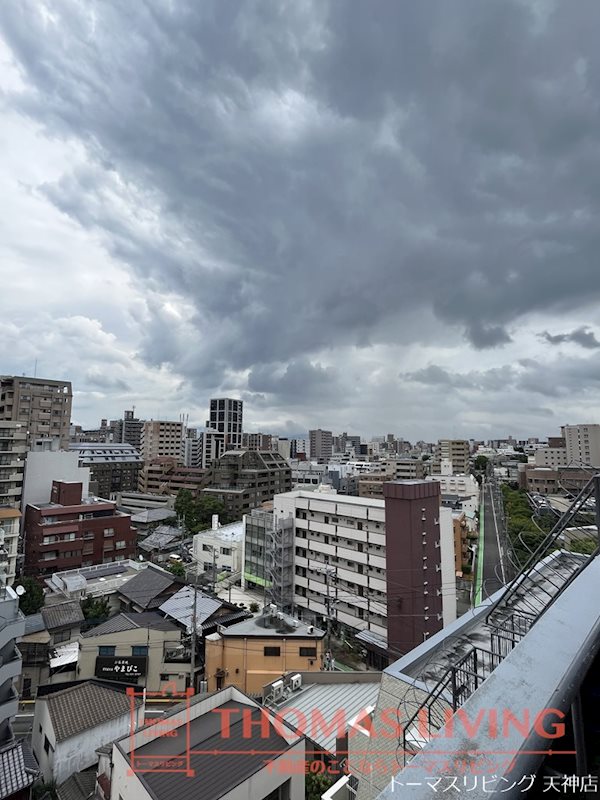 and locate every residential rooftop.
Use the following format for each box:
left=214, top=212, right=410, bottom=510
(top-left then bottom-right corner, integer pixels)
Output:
left=81, top=611, right=180, bottom=638
left=39, top=681, right=142, bottom=743
left=213, top=607, right=325, bottom=639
